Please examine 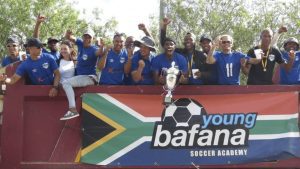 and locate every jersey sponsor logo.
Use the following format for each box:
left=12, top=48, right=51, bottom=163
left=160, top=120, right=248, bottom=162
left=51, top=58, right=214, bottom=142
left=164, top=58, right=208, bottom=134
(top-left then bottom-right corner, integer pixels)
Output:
left=109, top=58, right=114, bottom=63
left=269, top=54, right=275, bottom=61
left=32, top=69, right=37, bottom=73
left=120, top=57, right=125, bottom=63
left=82, top=54, right=88, bottom=60
left=42, top=62, right=49, bottom=69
